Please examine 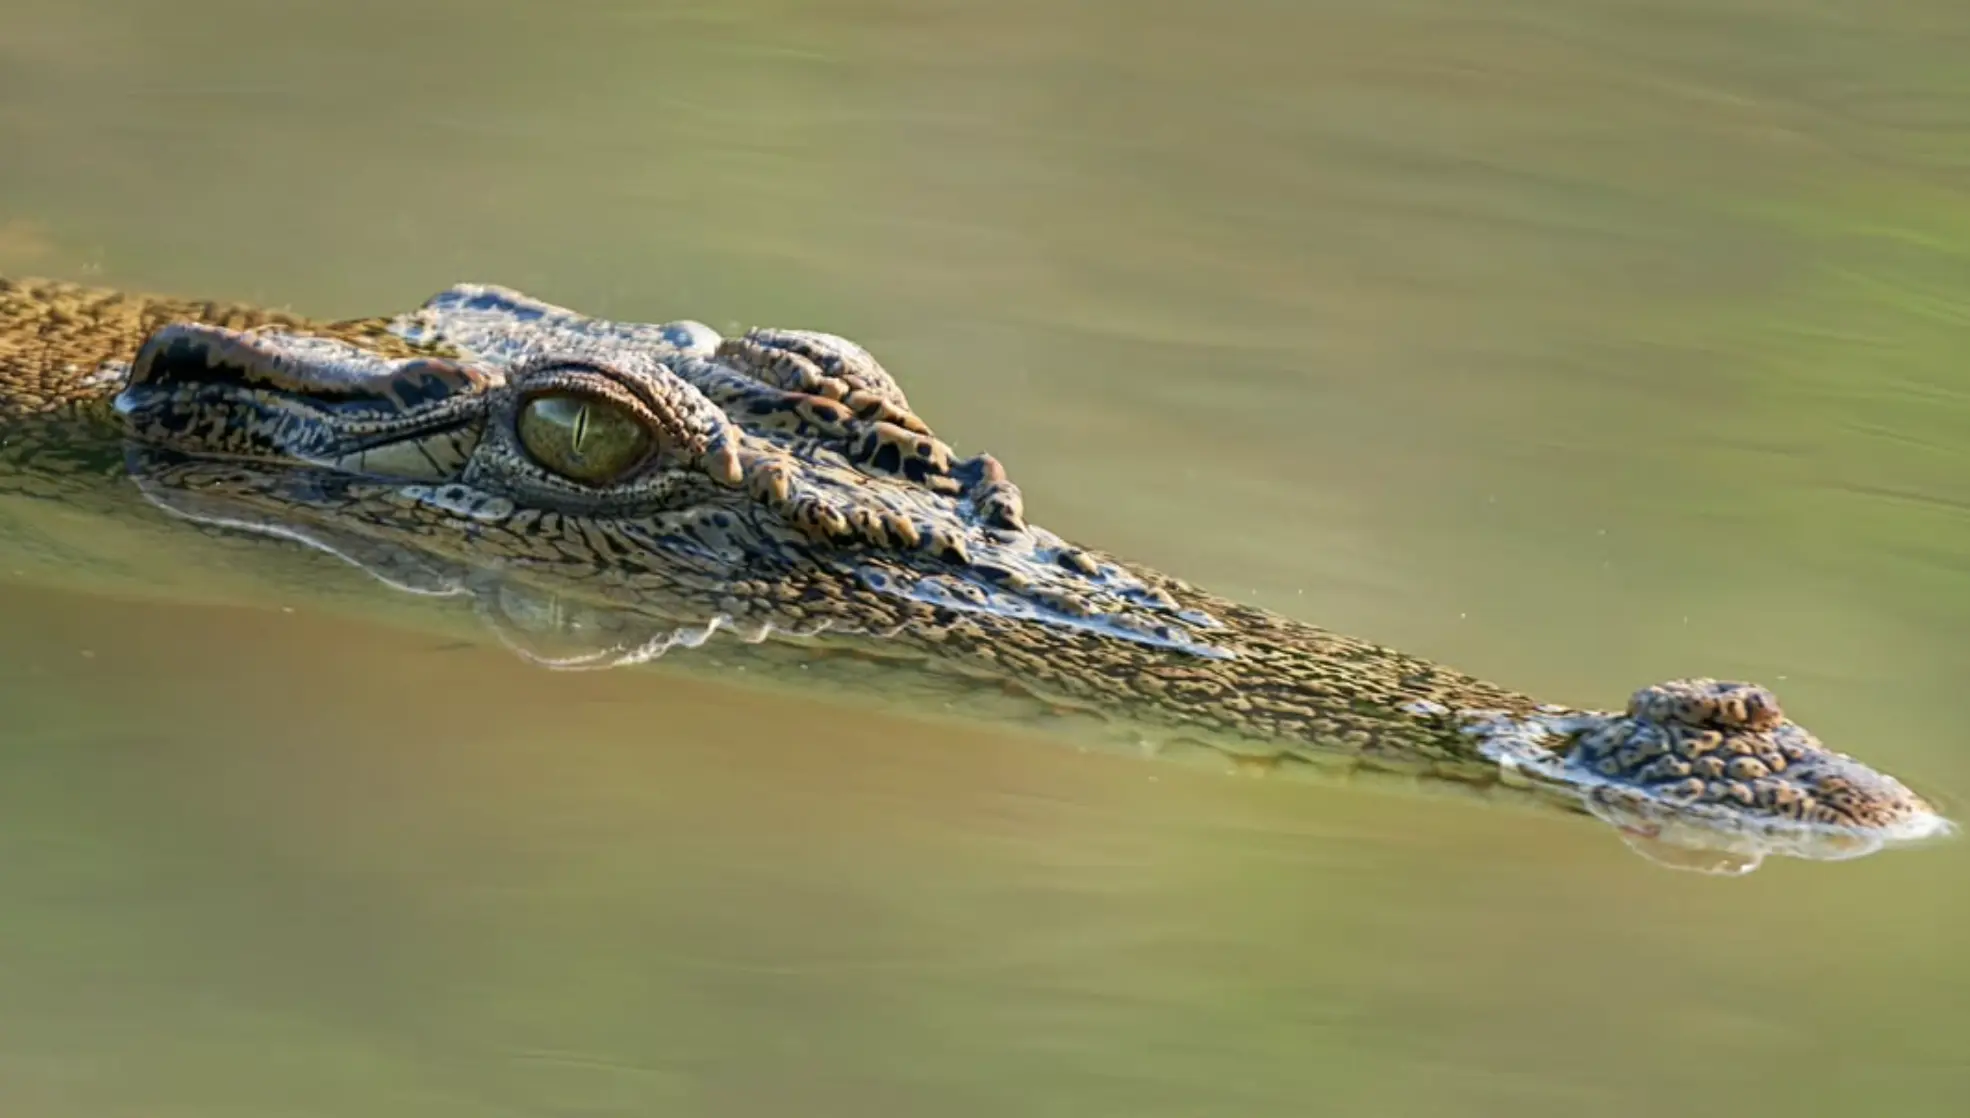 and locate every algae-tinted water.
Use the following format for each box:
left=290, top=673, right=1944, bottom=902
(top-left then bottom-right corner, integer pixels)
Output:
left=1, top=2, right=1966, bottom=1114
